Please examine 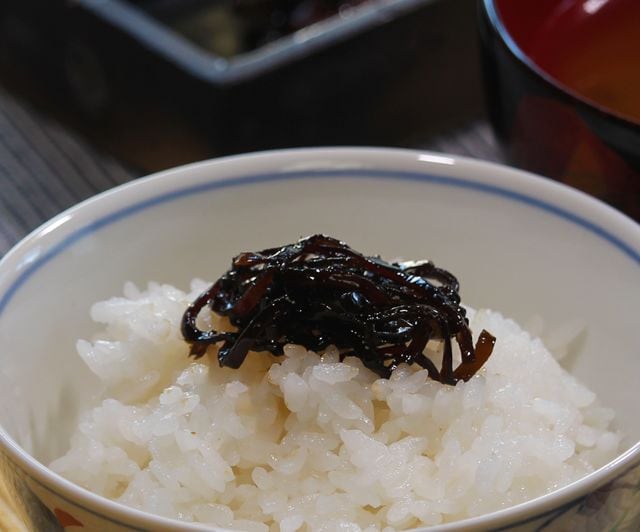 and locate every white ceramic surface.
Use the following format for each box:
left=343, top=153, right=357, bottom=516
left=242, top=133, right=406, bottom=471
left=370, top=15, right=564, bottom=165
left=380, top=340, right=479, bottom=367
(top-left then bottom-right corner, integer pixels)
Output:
left=0, top=148, right=639, bottom=531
